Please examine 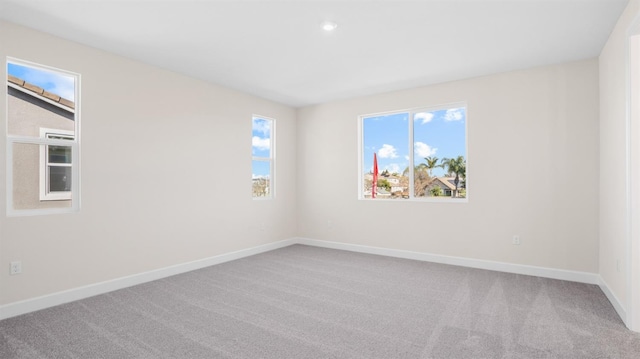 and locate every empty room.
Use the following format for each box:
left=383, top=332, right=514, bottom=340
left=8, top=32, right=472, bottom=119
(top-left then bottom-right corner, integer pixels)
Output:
left=2, top=0, right=640, bottom=358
